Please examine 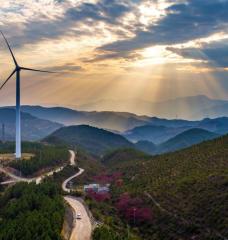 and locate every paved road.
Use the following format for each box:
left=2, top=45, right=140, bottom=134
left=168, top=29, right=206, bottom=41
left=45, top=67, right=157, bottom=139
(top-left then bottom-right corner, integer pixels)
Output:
left=0, top=150, right=71, bottom=185
left=64, top=196, right=92, bottom=240
left=62, top=150, right=85, bottom=193
left=0, top=164, right=65, bottom=185
left=69, top=150, right=77, bottom=166
left=62, top=168, right=84, bottom=192
left=0, top=150, right=93, bottom=240
left=62, top=151, right=92, bottom=240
